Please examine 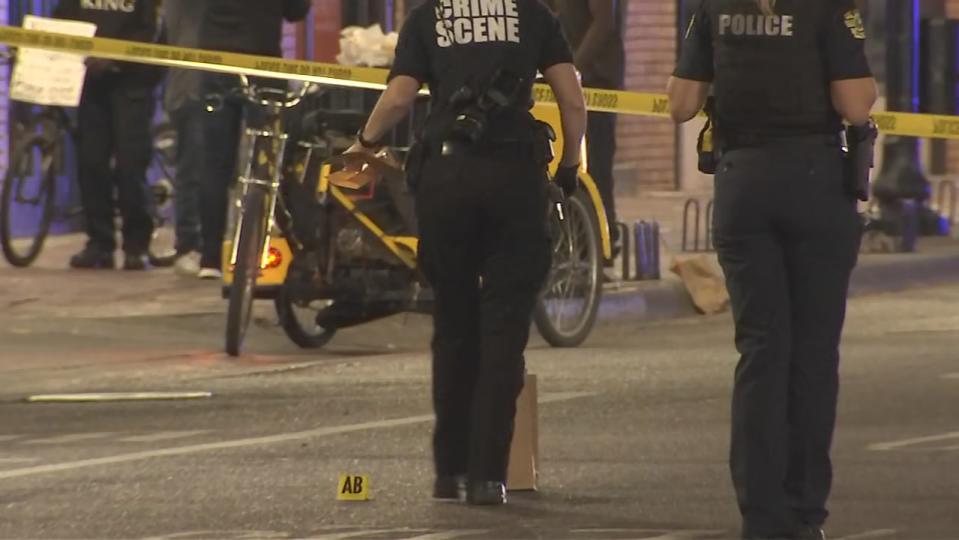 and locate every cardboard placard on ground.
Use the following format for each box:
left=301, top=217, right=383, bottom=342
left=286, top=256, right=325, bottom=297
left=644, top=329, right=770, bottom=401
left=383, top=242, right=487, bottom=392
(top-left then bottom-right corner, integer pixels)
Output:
left=507, top=372, right=538, bottom=491
left=669, top=255, right=731, bottom=315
